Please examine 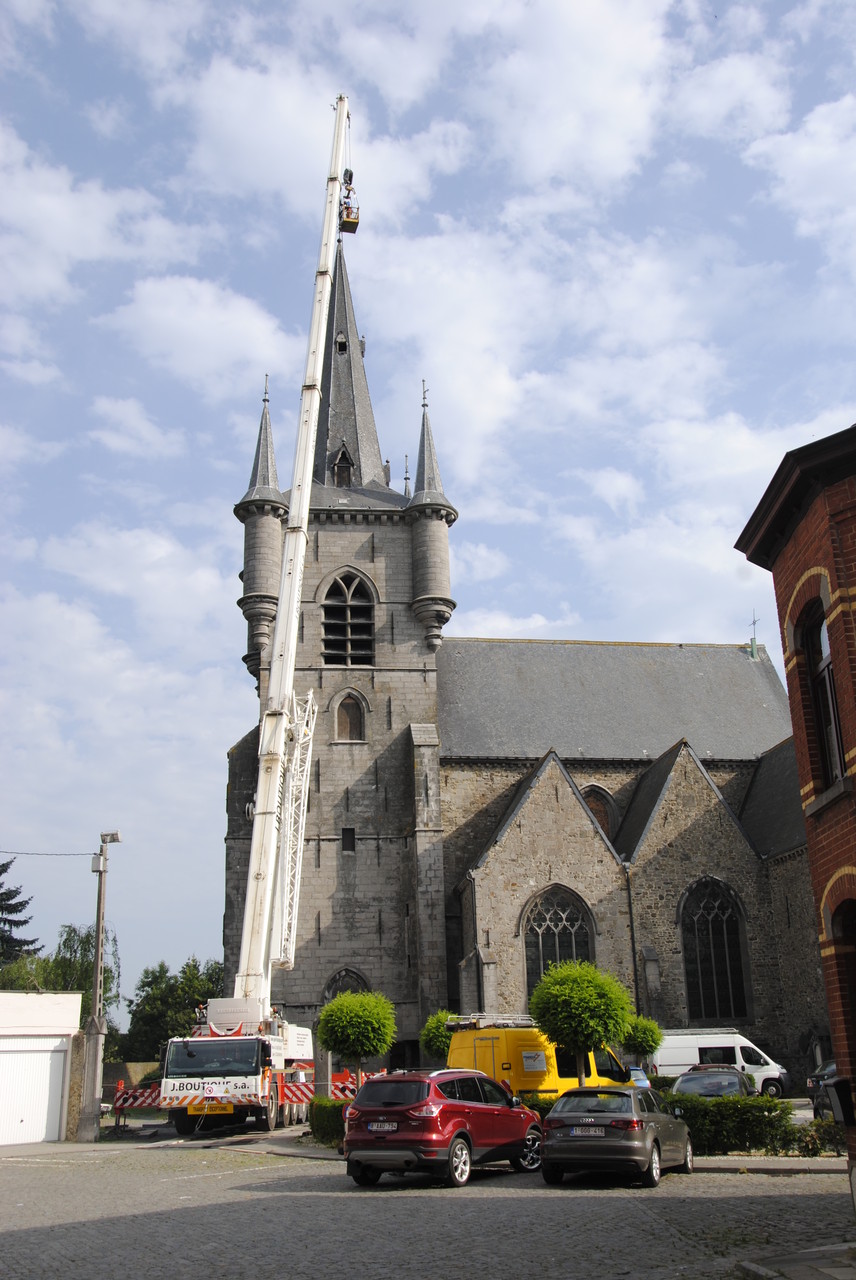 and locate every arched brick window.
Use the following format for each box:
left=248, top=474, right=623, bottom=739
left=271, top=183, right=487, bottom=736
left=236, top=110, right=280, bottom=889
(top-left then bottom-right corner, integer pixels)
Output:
left=802, top=601, right=844, bottom=789
left=523, top=887, right=593, bottom=999
left=681, top=879, right=748, bottom=1022
left=322, top=572, right=374, bottom=666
